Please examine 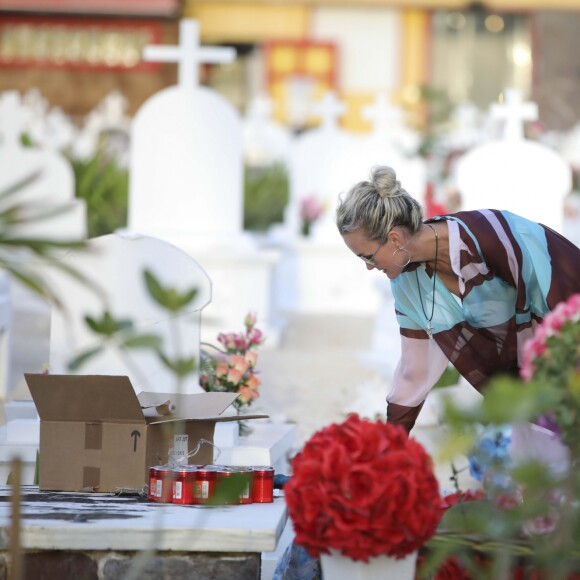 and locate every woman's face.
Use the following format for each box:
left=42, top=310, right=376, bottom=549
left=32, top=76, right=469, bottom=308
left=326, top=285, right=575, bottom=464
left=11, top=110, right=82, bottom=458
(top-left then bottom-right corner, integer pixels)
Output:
left=342, top=229, right=402, bottom=280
